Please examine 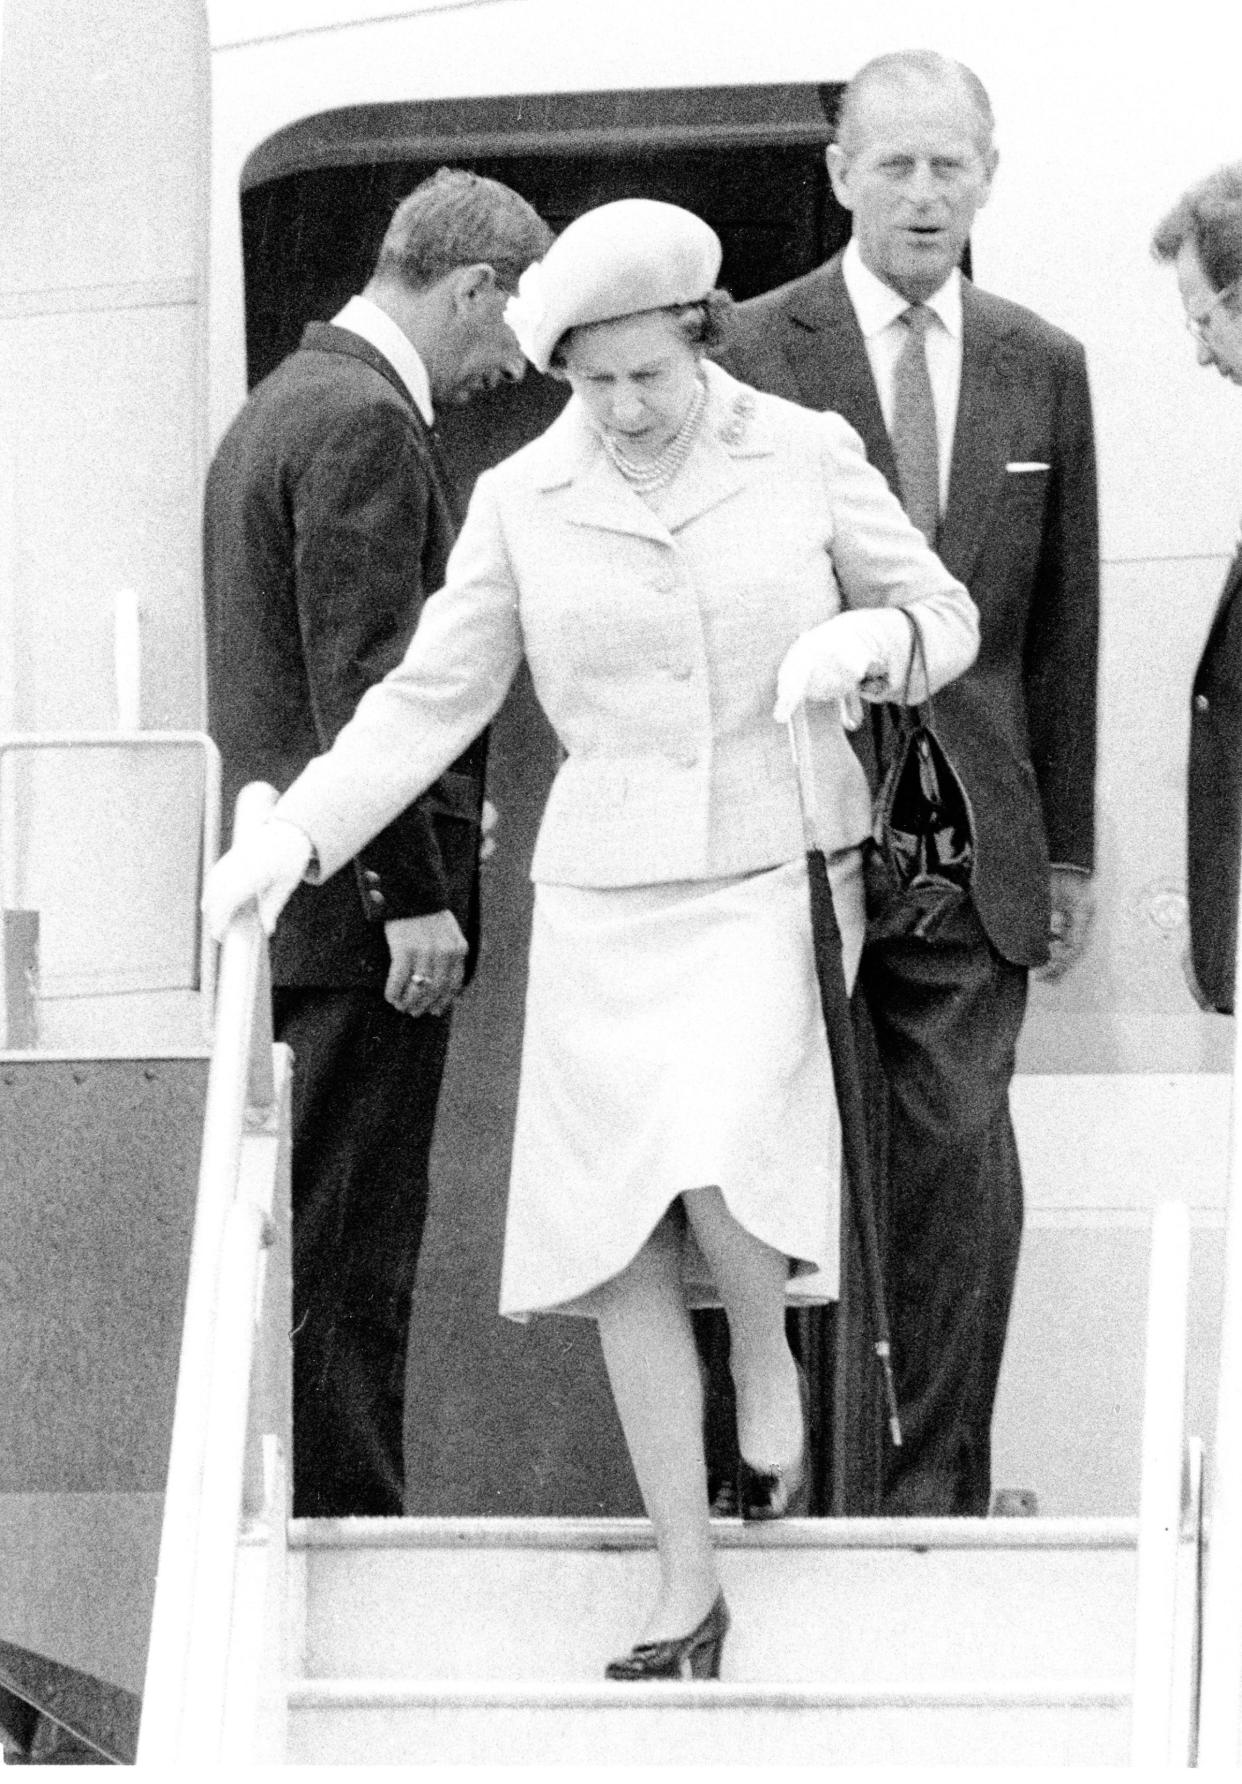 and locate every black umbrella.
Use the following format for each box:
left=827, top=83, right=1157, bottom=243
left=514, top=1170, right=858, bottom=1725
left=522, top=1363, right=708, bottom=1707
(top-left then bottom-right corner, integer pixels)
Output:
left=788, top=711, right=902, bottom=1449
